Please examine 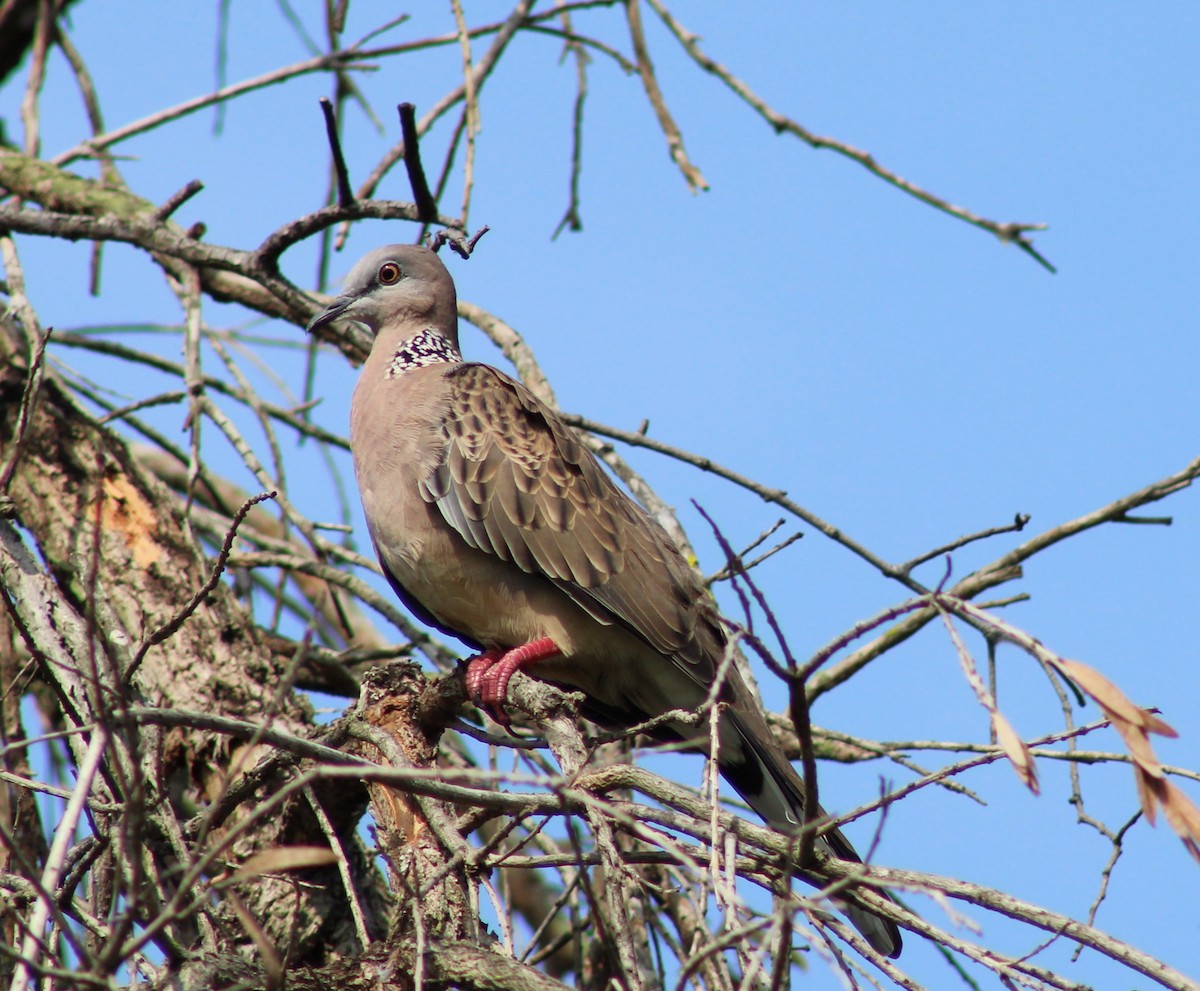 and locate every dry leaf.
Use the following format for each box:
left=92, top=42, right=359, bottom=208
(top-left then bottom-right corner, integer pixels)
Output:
left=939, top=607, right=1040, bottom=794
left=228, top=891, right=283, bottom=989
left=939, top=600, right=1200, bottom=864
left=994, top=711, right=1039, bottom=795
left=228, top=845, right=337, bottom=883
left=1134, top=766, right=1158, bottom=825
left=1159, top=779, right=1200, bottom=865
left=1142, top=710, right=1179, bottom=739
left=1054, top=658, right=1200, bottom=858
left=1110, top=718, right=1165, bottom=780
left=1054, top=659, right=1177, bottom=737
